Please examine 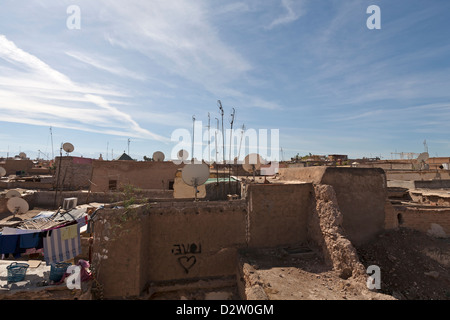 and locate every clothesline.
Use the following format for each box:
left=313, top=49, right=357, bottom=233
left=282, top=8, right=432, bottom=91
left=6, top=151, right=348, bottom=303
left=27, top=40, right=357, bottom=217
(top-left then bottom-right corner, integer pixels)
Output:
left=0, top=208, right=89, bottom=265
